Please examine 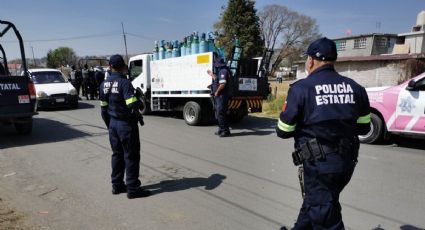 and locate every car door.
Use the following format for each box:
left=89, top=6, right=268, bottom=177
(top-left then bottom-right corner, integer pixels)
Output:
left=395, top=75, right=425, bottom=132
